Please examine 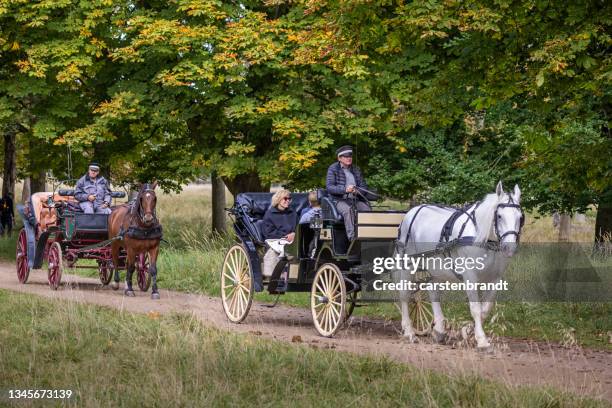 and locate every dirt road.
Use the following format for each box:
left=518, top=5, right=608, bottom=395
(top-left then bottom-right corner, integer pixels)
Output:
left=1, top=262, right=610, bottom=401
